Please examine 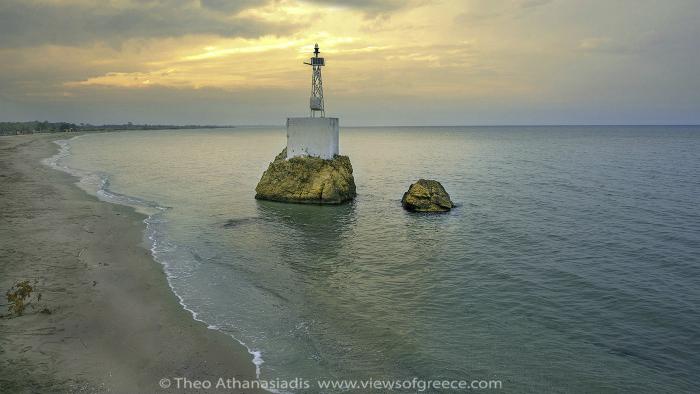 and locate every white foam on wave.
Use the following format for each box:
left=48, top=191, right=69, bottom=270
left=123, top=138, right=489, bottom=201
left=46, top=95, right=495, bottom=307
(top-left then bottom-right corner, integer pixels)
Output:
left=42, top=136, right=83, bottom=176
left=42, top=137, right=267, bottom=382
